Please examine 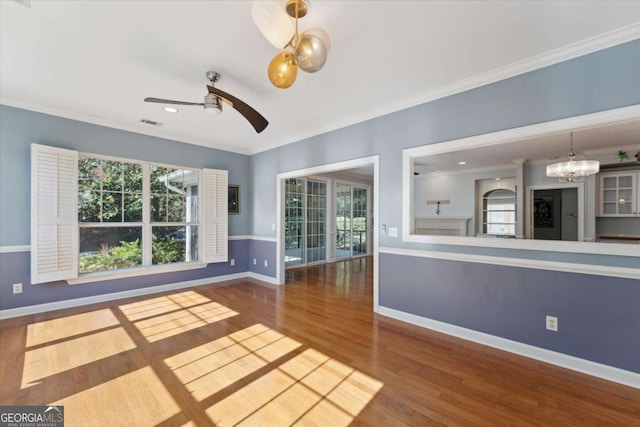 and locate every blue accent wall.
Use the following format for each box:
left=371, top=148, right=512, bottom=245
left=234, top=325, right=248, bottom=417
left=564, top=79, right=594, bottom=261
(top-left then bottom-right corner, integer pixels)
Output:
left=0, top=105, right=255, bottom=311
left=1, top=39, right=639, bottom=376
left=380, top=253, right=640, bottom=373
left=0, top=106, right=251, bottom=245
left=249, top=240, right=277, bottom=277
left=0, top=240, right=250, bottom=310
left=246, top=39, right=640, bottom=374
